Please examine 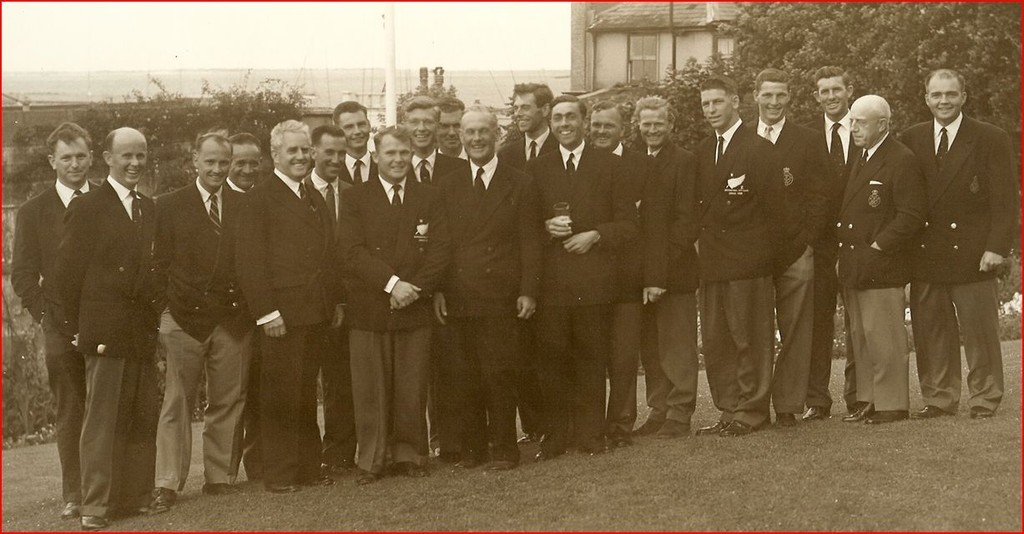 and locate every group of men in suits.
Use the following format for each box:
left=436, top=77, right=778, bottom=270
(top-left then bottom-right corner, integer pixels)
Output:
left=12, top=66, right=1014, bottom=530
